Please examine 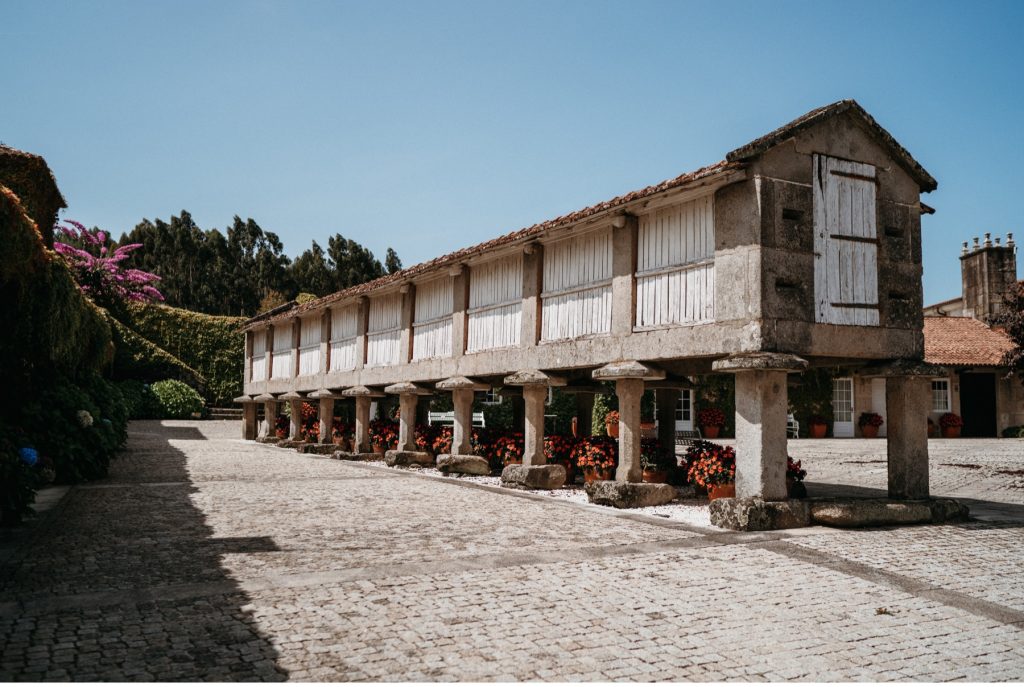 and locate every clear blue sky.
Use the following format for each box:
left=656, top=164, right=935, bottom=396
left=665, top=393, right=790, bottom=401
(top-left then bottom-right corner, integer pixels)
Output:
left=4, top=0, right=1022, bottom=304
